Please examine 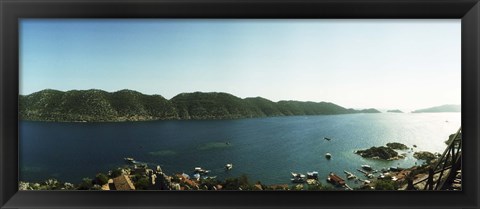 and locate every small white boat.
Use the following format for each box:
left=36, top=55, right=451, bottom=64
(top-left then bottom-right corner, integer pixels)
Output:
left=124, top=157, right=136, bottom=163
left=307, top=171, right=319, bottom=179
left=291, top=177, right=306, bottom=183
left=225, top=163, right=233, bottom=170
left=325, top=153, right=332, bottom=159
left=343, top=170, right=356, bottom=179
left=194, top=167, right=210, bottom=174
left=202, top=176, right=217, bottom=180
left=291, top=172, right=307, bottom=183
